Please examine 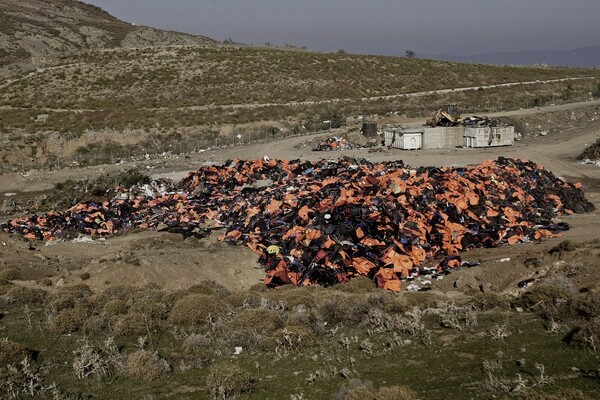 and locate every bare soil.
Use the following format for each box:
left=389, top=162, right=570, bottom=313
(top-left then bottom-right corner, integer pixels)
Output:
left=1, top=101, right=600, bottom=295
